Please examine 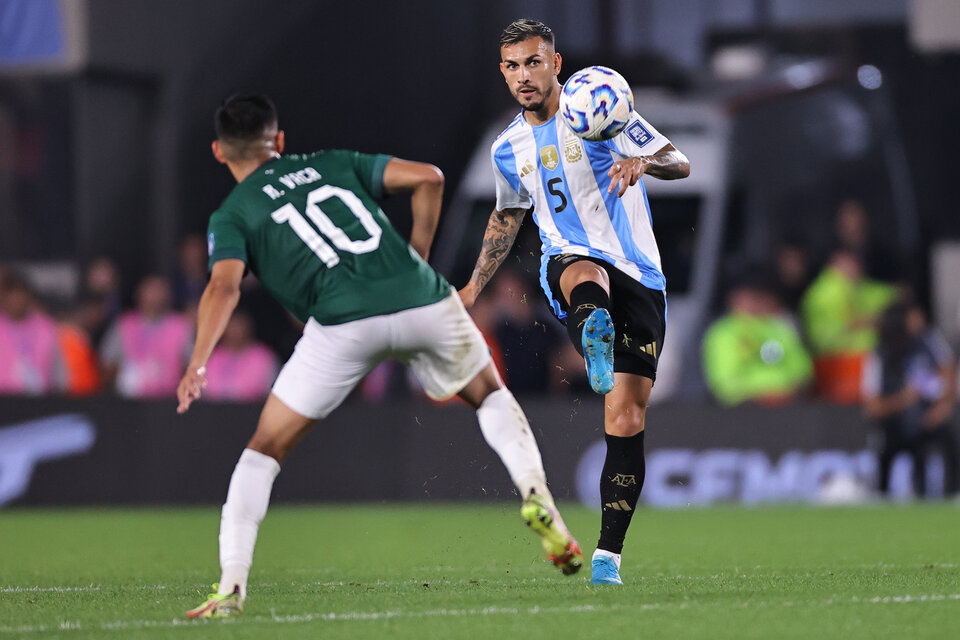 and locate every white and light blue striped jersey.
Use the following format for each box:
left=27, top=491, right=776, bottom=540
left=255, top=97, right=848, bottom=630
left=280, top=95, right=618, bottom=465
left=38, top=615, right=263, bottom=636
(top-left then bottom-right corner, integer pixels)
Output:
left=491, top=110, right=670, bottom=318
